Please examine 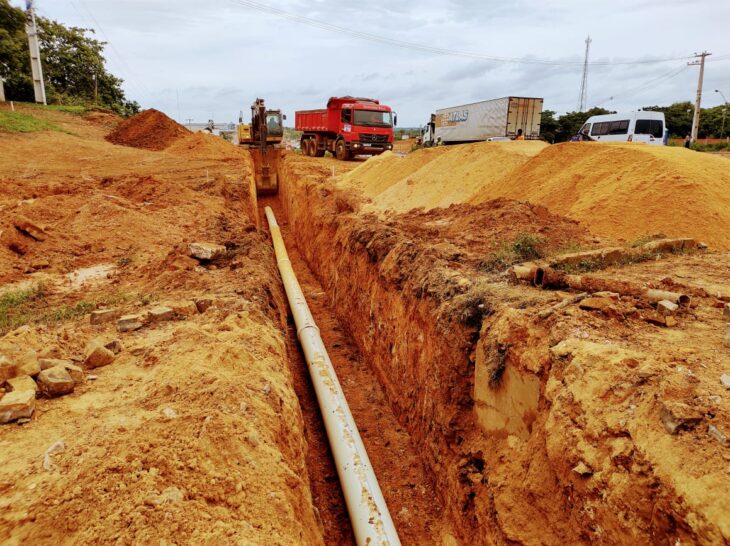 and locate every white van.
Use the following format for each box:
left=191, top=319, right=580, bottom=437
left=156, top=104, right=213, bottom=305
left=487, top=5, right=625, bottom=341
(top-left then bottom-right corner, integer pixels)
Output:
left=579, top=111, right=666, bottom=145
